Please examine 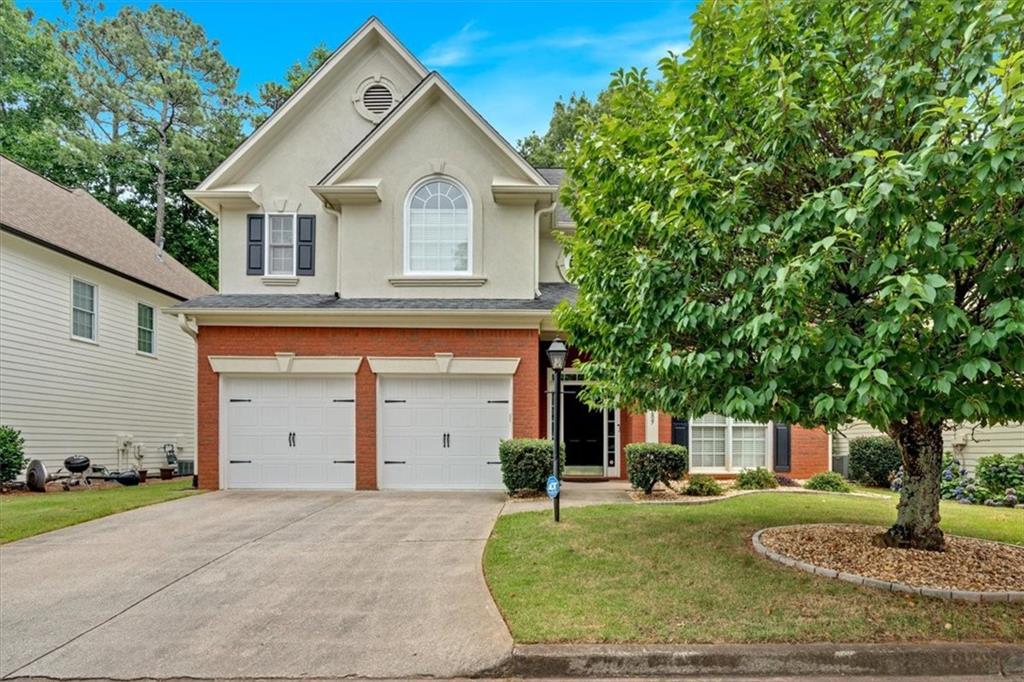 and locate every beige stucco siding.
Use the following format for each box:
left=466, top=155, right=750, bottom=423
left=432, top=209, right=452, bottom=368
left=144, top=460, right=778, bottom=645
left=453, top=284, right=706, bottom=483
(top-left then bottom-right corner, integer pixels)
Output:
left=539, top=229, right=568, bottom=283
left=335, top=95, right=539, bottom=299
left=0, top=233, right=198, bottom=473
left=216, top=40, right=422, bottom=295
left=833, top=420, right=1024, bottom=471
